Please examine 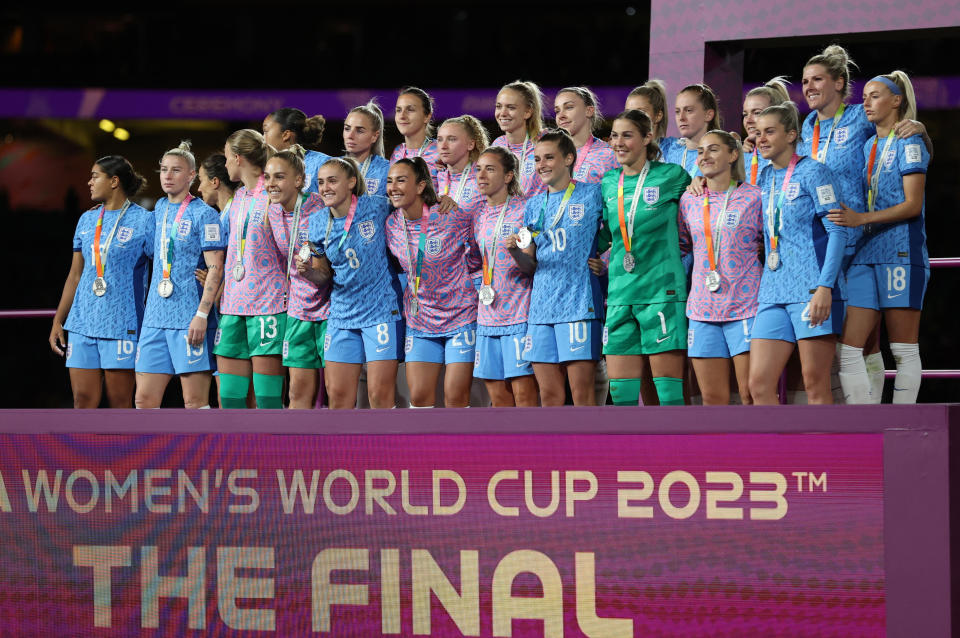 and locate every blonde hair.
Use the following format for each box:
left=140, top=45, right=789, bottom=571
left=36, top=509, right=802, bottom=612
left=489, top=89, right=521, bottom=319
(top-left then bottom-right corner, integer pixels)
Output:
left=440, top=115, right=491, bottom=164
left=557, top=86, right=603, bottom=134
left=627, top=79, right=669, bottom=140
left=879, top=71, right=918, bottom=121
left=500, top=80, right=544, bottom=140
left=321, top=157, right=366, bottom=197
left=702, top=130, right=745, bottom=183
left=162, top=139, right=196, bottom=171
left=479, top=146, right=523, bottom=199
left=805, top=44, right=859, bottom=99
left=746, top=76, right=791, bottom=107
left=226, top=129, right=274, bottom=169
left=271, top=143, right=306, bottom=182
left=348, top=101, right=385, bottom=157
left=759, top=102, right=802, bottom=146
